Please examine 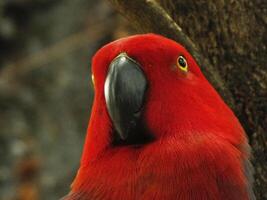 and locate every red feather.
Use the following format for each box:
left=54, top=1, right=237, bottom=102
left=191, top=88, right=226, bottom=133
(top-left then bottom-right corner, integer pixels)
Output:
left=64, top=34, right=254, bottom=200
